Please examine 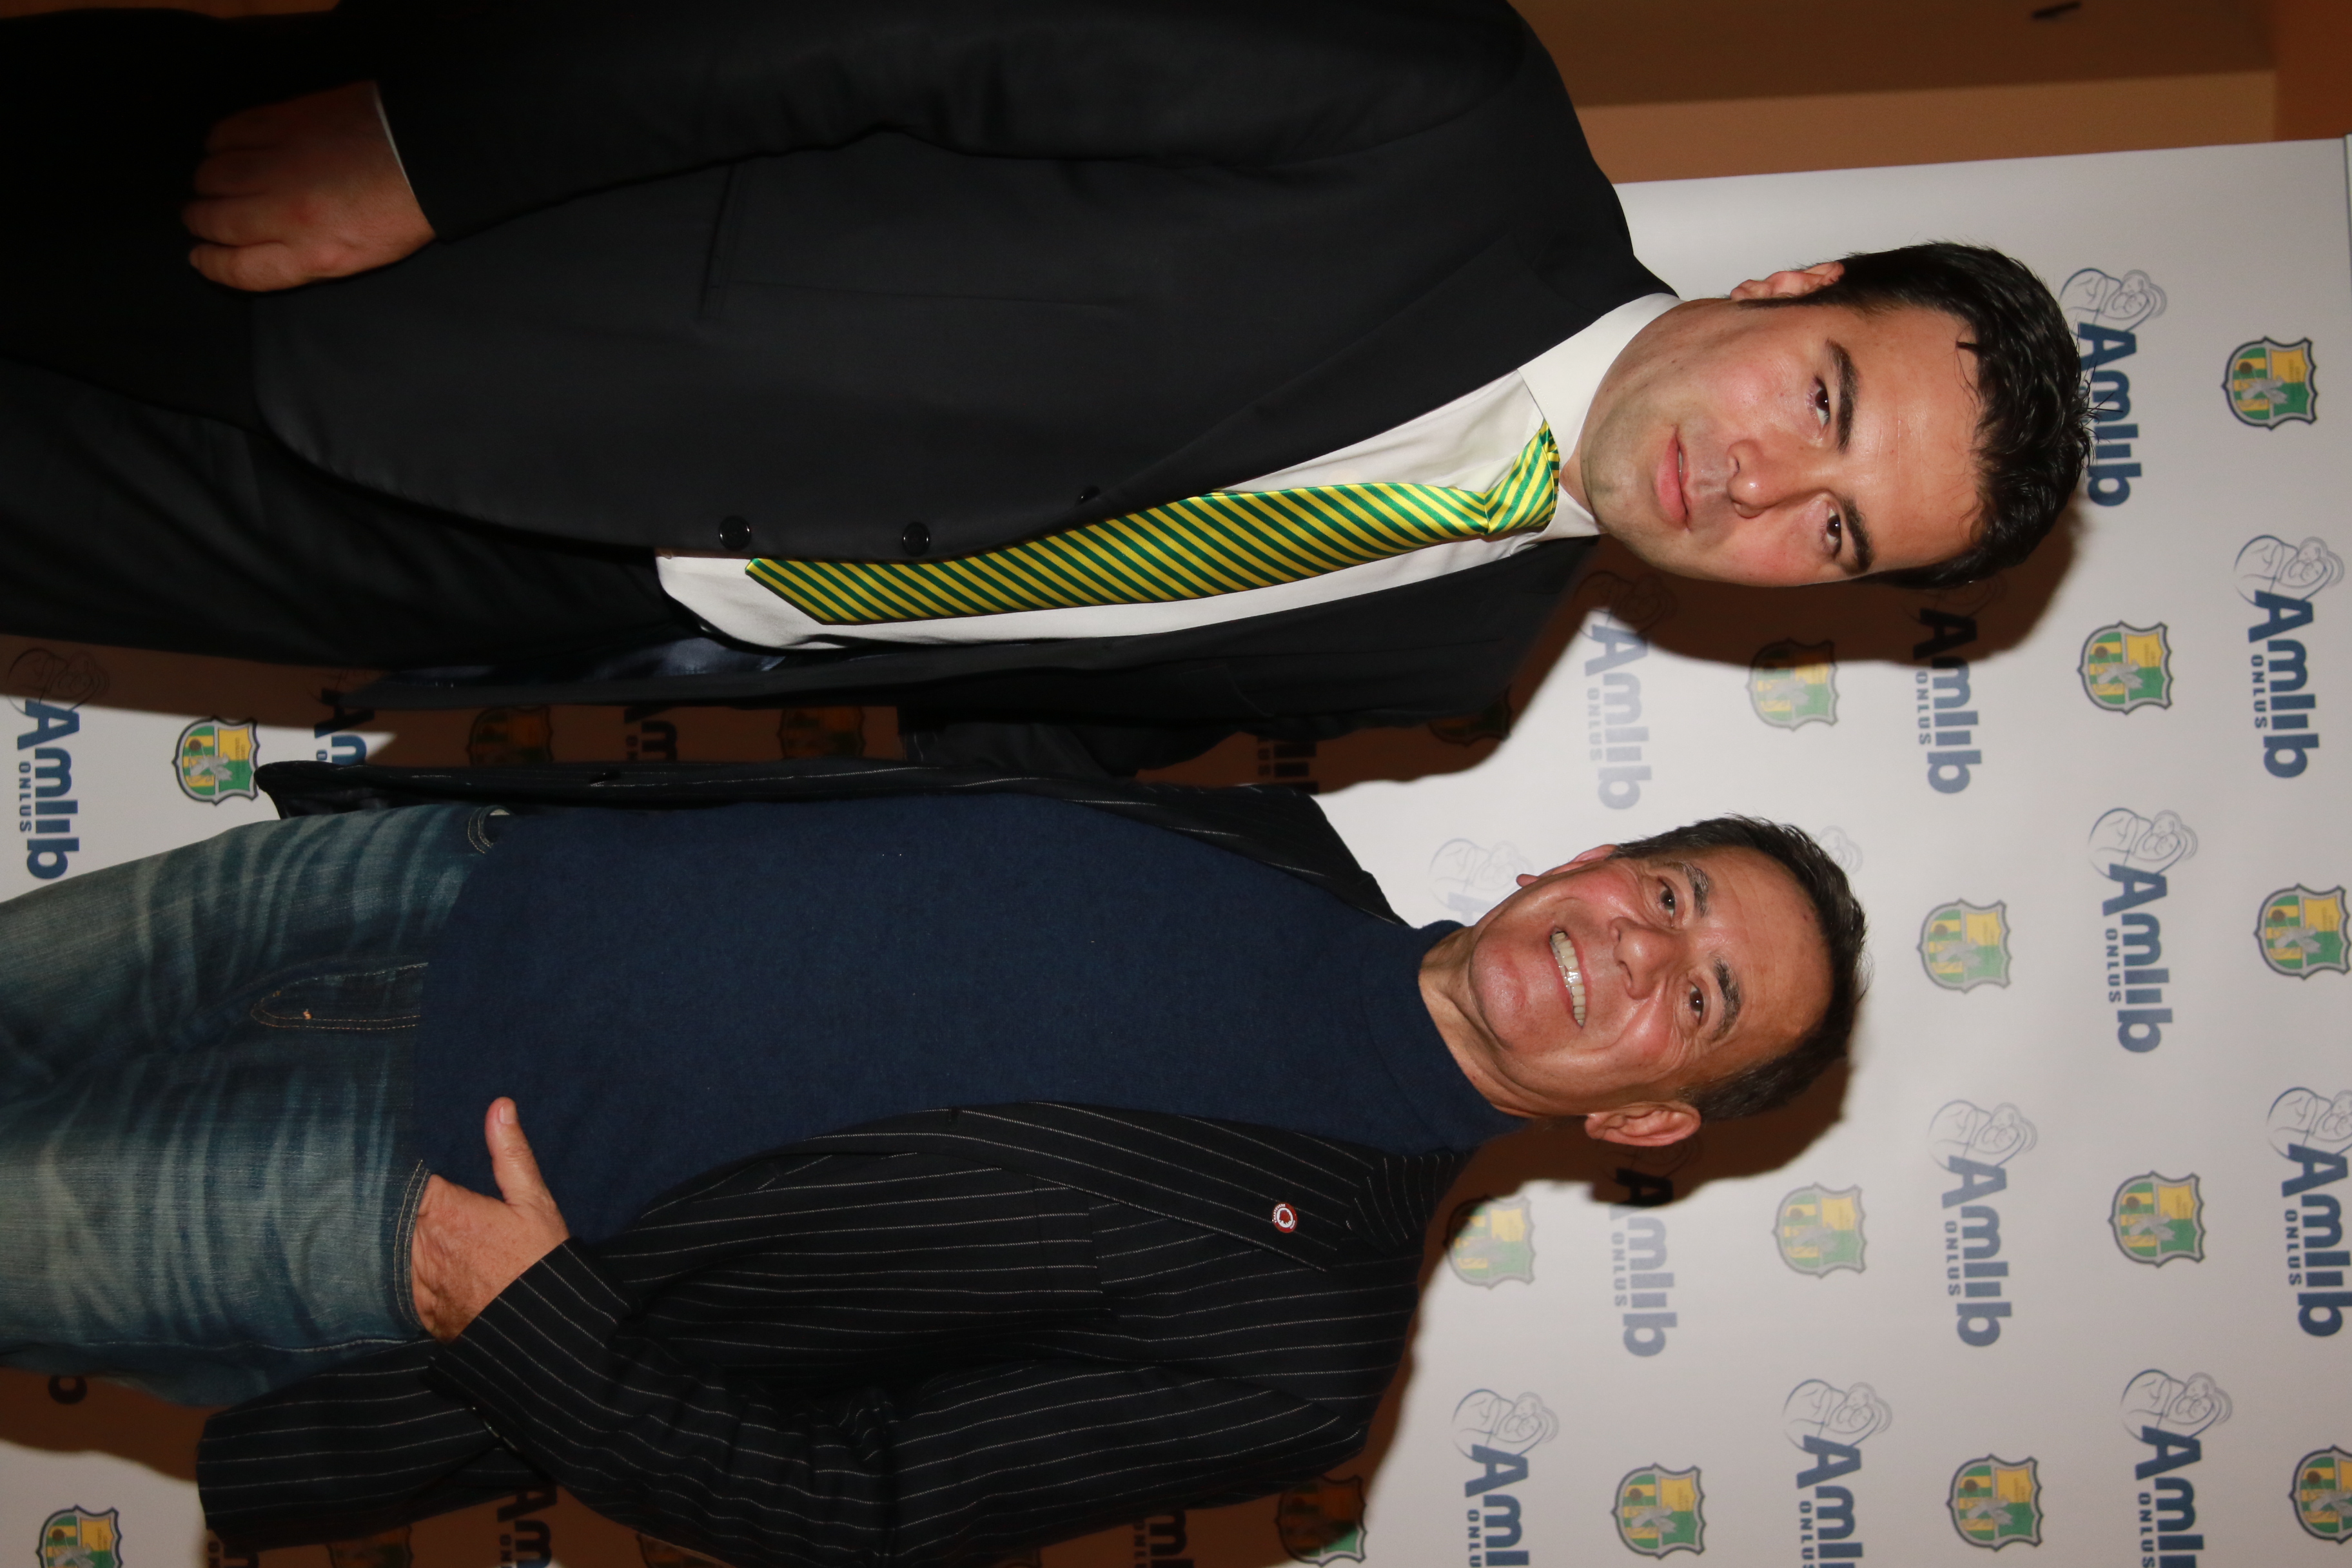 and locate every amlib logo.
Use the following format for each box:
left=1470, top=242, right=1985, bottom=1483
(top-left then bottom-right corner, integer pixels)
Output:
left=1784, top=1379, right=1893, bottom=1563
left=2237, top=534, right=2340, bottom=779
left=1930, top=1101, right=2036, bottom=1347
left=2268, top=1088, right=2352, bottom=1337
left=2059, top=266, right=2165, bottom=507
left=2120, top=1369, right=2231, bottom=1568
left=1454, top=1391, right=1558, bottom=1568
left=2087, top=807, right=2196, bottom=1052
